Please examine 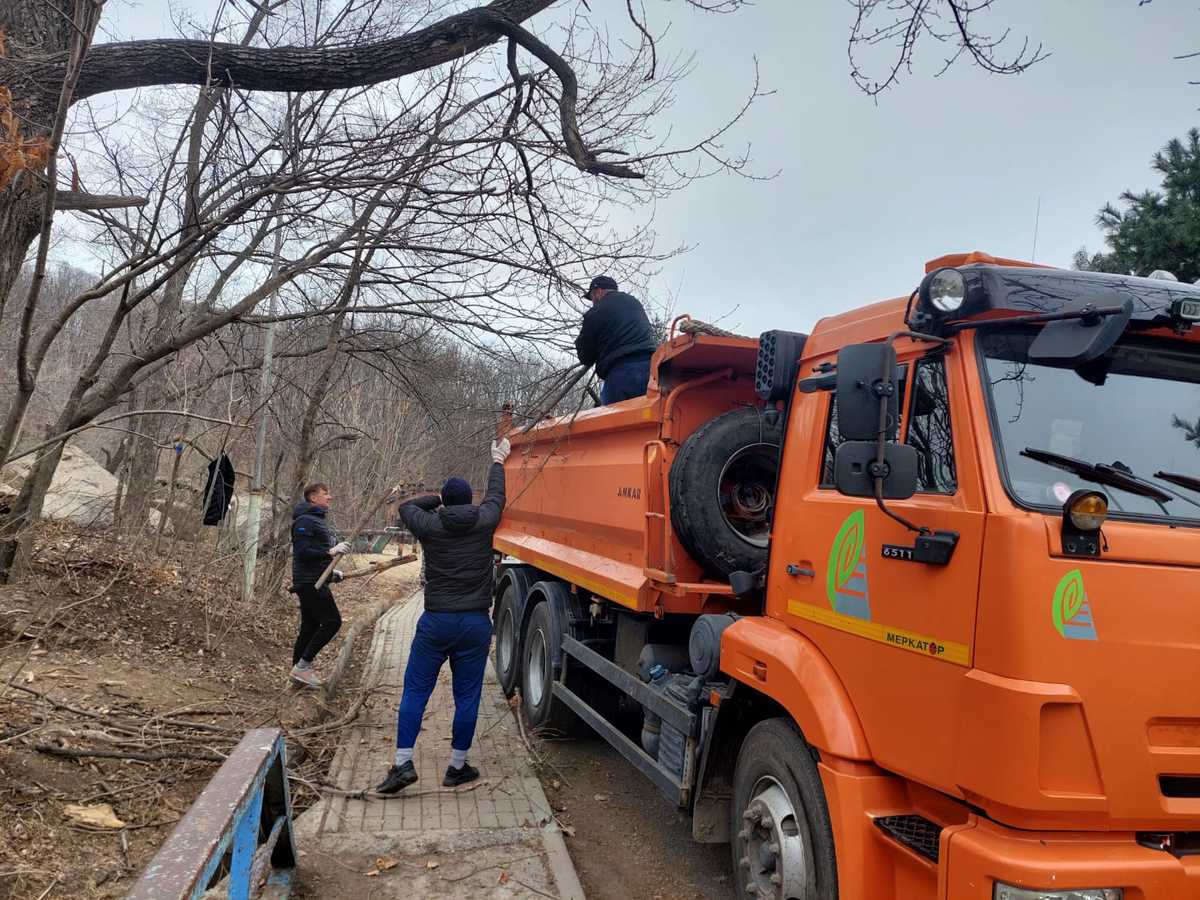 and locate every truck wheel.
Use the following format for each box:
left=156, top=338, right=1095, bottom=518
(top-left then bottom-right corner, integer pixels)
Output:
left=521, top=596, right=577, bottom=732
left=670, top=406, right=782, bottom=578
left=493, top=581, right=521, bottom=698
left=731, top=719, right=838, bottom=900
